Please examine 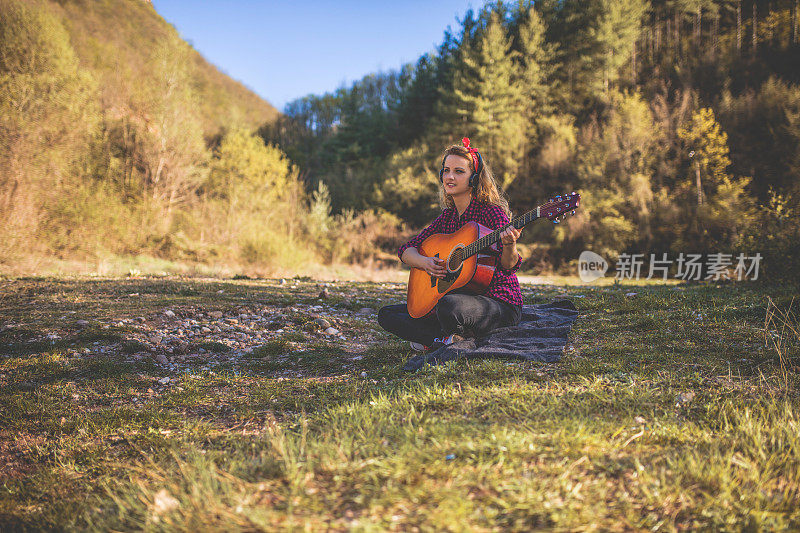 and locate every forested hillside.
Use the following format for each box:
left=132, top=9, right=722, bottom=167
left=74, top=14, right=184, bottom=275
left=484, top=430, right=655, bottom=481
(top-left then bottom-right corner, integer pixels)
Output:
left=3, top=0, right=798, bottom=278
left=264, top=0, right=800, bottom=278
left=0, top=0, right=331, bottom=273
